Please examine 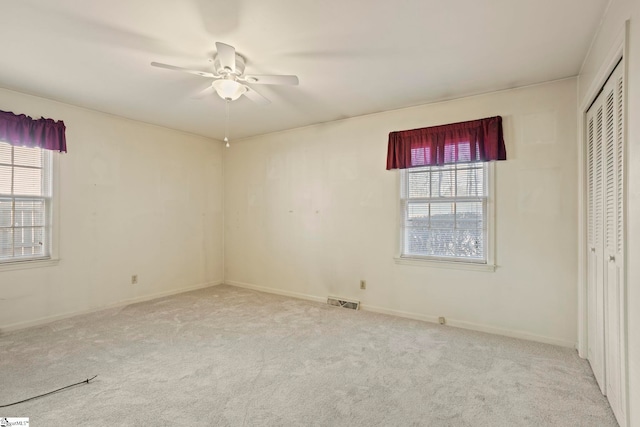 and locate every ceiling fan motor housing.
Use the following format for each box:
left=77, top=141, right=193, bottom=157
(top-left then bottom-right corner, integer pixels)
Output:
left=214, top=53, right=246, bottom=76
